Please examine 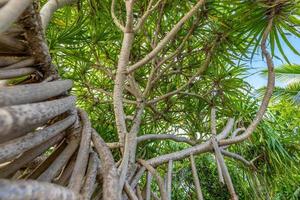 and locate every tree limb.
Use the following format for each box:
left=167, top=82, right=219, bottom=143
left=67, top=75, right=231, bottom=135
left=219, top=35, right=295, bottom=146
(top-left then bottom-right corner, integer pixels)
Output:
left=92, top=129, right=121, bottom=200
left=127, top=0, right=206, bottom=73
left=138, top=159, right=168, bottom=200
left=40, top=0, right=76, bottom=30
left=111, top=0, right=125, bottom=32
left=137, top=134, right=196, bottom=145
left=0, top=179, right=80, bottom=200
left=190, top=154, right=204, bottom=200
left=68, top=109, right=92, bottom=192
left=219, top=4, right=276, bottom=147
left=0, top=0, right=32, bottom=33
left=134, top=0, right=164, bottom=32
